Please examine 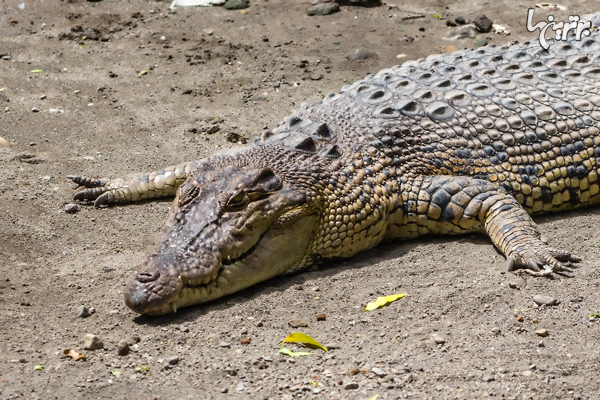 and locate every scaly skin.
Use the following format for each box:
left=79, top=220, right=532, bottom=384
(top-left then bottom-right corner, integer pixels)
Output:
left=69, top=20, right=600, bottom=315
